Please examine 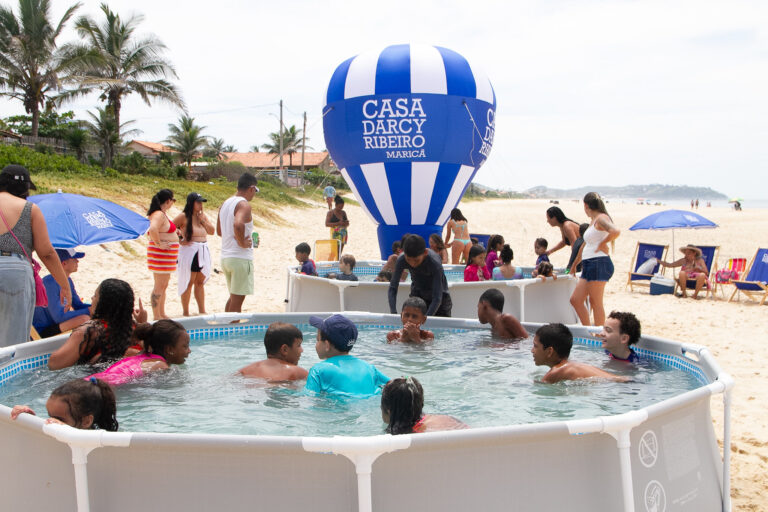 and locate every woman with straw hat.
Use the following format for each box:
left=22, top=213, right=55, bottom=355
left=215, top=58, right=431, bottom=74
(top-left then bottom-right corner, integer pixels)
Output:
left=659, top=244, right=710, bottom=299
